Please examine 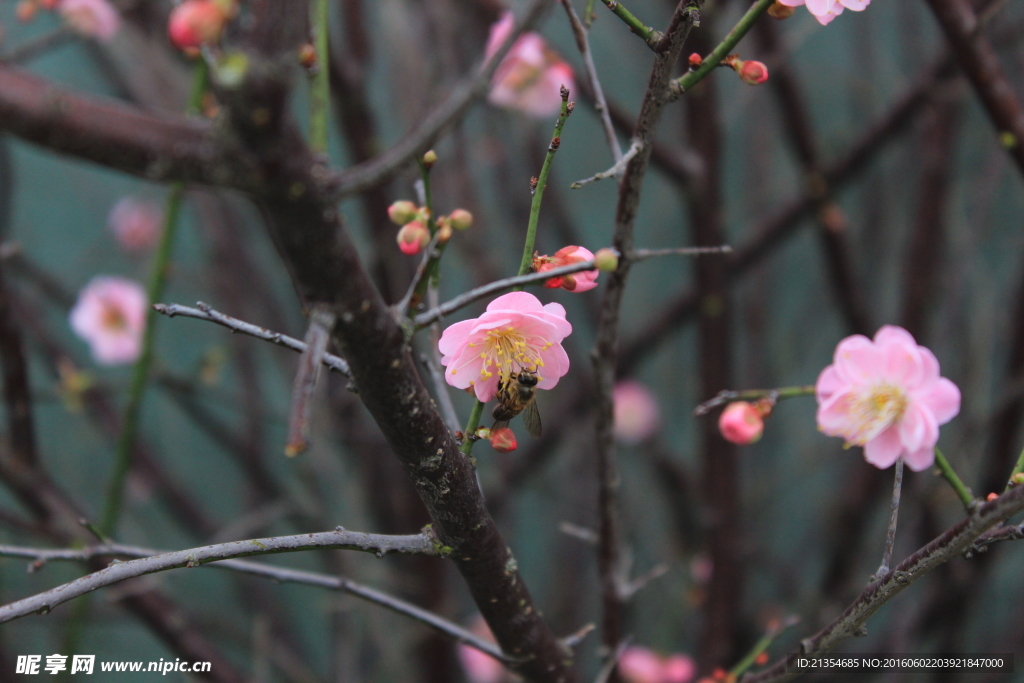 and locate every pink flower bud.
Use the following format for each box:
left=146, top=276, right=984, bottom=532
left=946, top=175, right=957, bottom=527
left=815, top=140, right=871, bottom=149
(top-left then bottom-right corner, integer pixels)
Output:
left=718, top=402, right=764, bottom=444
left=736, top=59, right=769, bottom=85
left=168, top=0, right=227, bottom=50
left=448, top=208, right=473, bottom=231
left=396, top=221, right=430, bottom=255
left=688, top=53, right=703, bottom=68
left=387, top=200, right=419, bottom=225
left=536, top=246, right=599, bottom=292
left=489, top=427, right=517, bottom=453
